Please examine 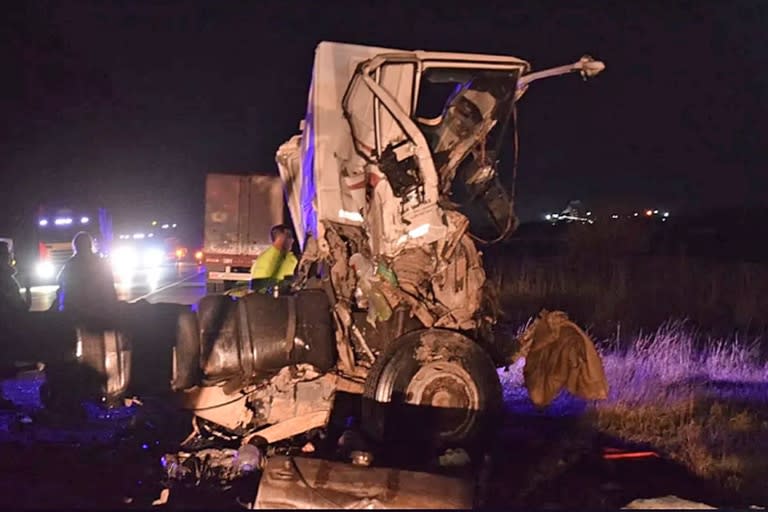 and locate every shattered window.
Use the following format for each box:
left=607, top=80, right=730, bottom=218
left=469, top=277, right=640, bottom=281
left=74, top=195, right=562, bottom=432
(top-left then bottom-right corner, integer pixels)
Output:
left=377, top=63, right=416, bottom=152
left=414, top=68, right=476, bottom=123
left=344, top=72, right=377, bottom=159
